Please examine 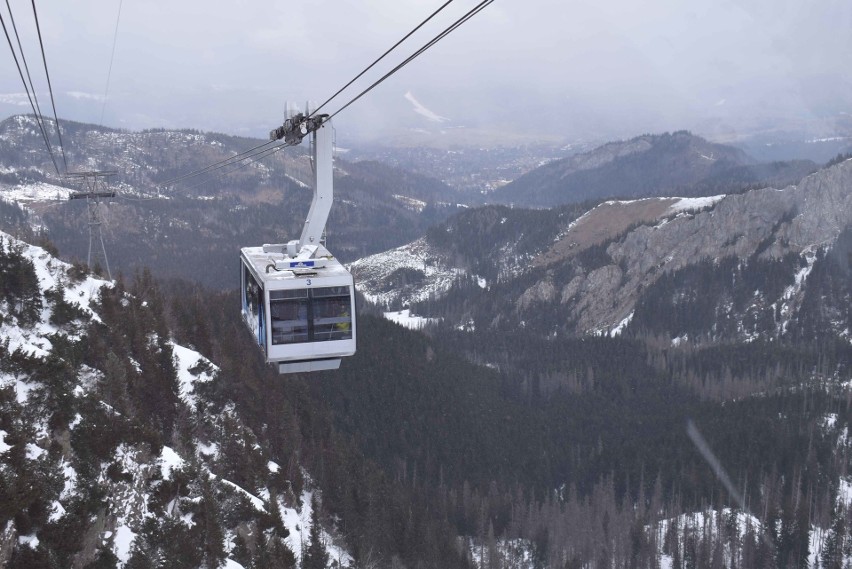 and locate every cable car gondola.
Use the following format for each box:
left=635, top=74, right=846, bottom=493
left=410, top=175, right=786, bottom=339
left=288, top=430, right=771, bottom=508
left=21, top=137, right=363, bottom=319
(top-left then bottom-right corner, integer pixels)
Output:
left=239, top=114, right=356, bottom=373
